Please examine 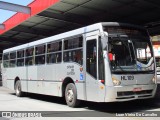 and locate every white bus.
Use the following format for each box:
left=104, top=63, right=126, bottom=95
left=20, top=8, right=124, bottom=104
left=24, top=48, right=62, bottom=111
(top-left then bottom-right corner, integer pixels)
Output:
left=1, top=22, right=157, bottom=107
